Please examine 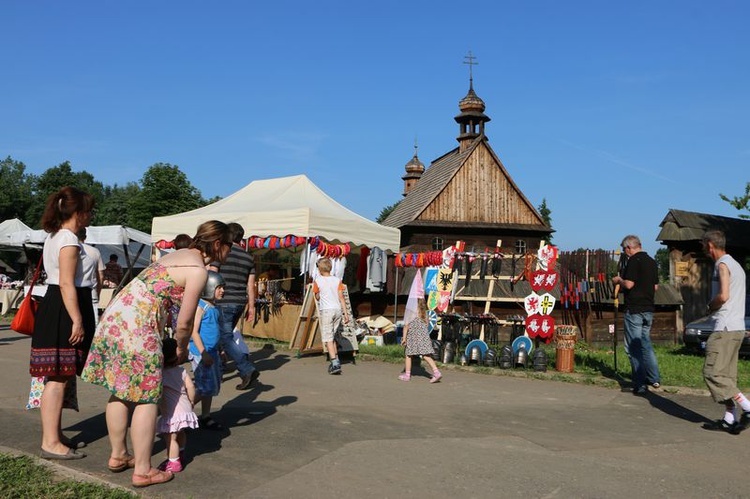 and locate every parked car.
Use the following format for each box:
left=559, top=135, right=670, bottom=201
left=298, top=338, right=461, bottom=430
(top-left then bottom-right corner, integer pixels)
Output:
left=682, top=316, right=750, bottom=356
